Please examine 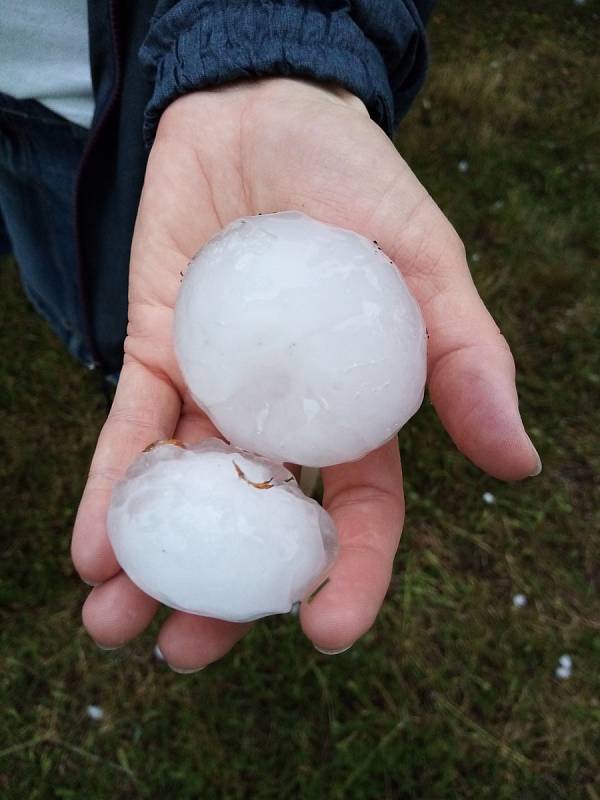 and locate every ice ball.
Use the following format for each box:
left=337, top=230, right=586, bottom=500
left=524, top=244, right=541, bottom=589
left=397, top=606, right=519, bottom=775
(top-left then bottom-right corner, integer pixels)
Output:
left=107, top=439, right=337, bottom=622
left=174, top=211, right=427, bottom=467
